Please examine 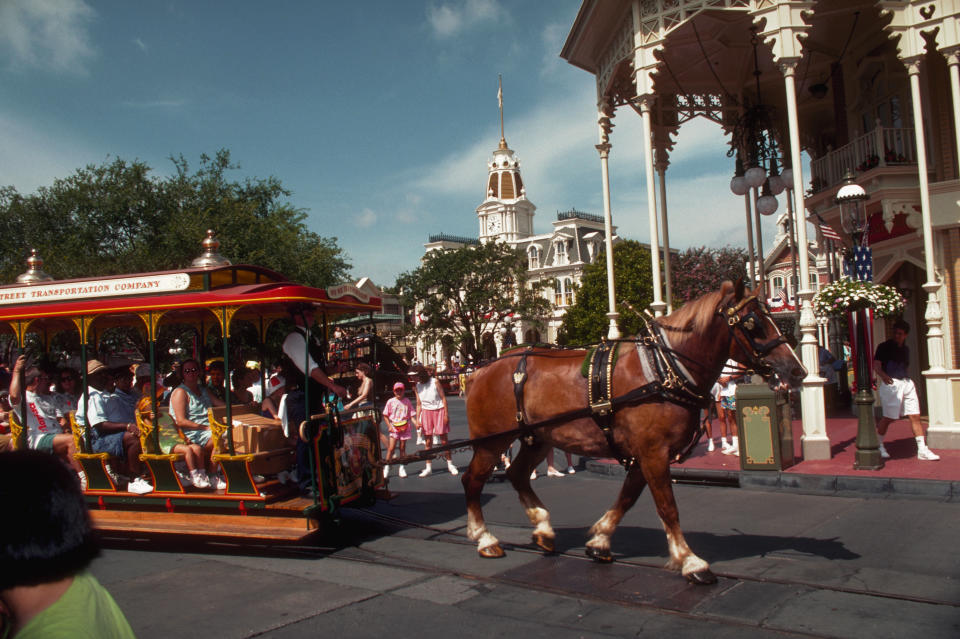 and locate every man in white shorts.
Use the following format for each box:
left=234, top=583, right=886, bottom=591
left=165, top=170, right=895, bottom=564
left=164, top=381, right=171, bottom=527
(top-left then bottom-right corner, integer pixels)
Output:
left=873, top=320, right=939, bottom=461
